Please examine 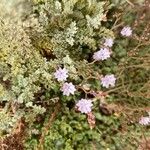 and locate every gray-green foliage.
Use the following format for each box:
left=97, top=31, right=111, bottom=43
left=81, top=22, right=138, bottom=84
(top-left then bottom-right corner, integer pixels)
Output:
left=33, top=0, right=114, bottom=59
left=0, top=0, right=48, bottom=132
left=0, top=0, right=113, bottom=134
